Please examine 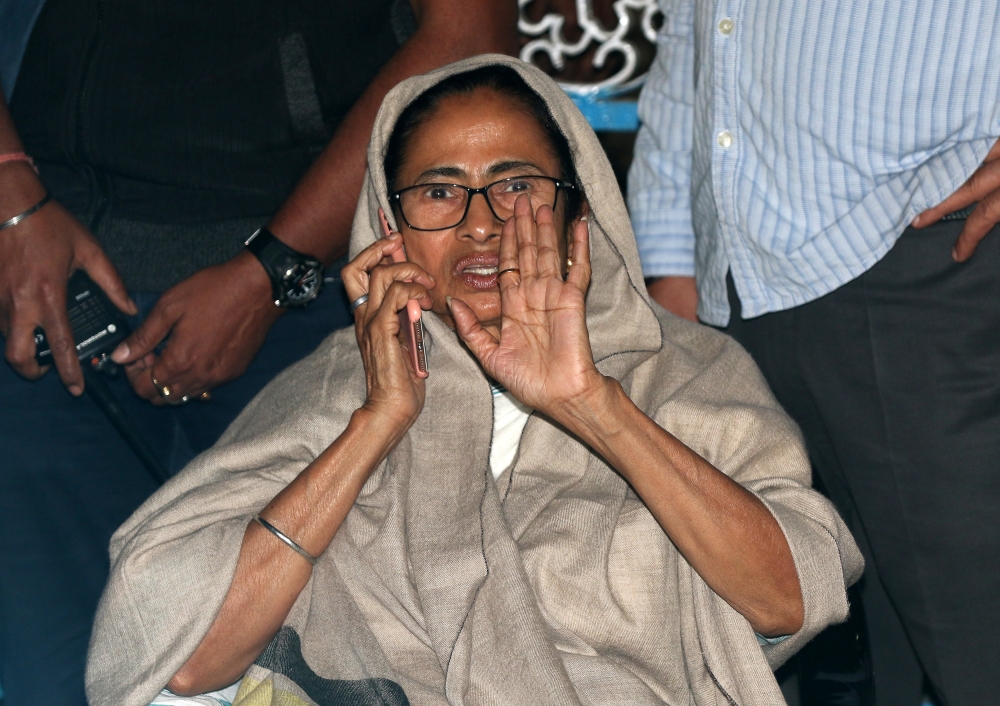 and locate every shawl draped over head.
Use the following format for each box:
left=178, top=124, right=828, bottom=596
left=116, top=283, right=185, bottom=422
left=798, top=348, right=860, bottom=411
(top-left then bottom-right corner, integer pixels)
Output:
left=87, top=55, right=862, bottom=706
